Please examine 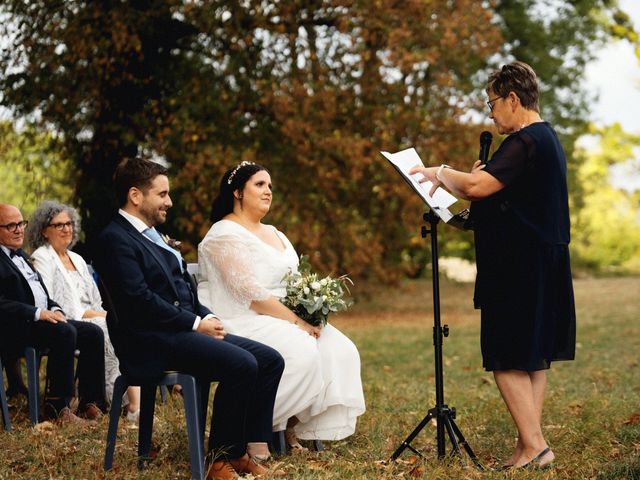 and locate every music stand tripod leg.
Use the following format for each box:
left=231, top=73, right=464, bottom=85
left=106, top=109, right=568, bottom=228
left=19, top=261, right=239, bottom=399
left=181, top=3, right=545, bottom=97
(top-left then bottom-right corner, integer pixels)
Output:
left=442, top=412, right=461, bottom=455
left=390, top=409, right=435, bottom=460
left=448, top=415, right=482, bottom=468
left=389, top=210, right=482, bottom=469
